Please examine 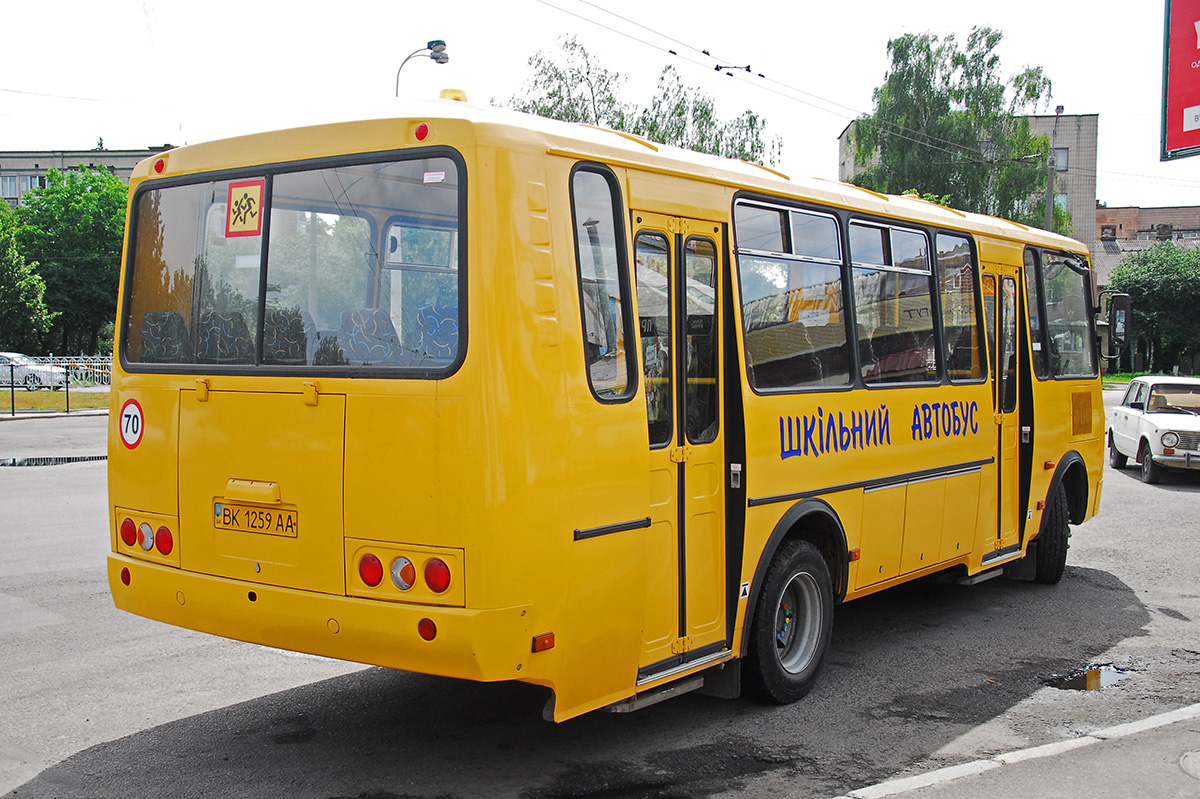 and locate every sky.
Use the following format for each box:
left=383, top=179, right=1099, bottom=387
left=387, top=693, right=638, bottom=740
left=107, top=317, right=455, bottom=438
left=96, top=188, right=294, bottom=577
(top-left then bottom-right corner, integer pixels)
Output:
left=4, top=0, right=1199, bottom=209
